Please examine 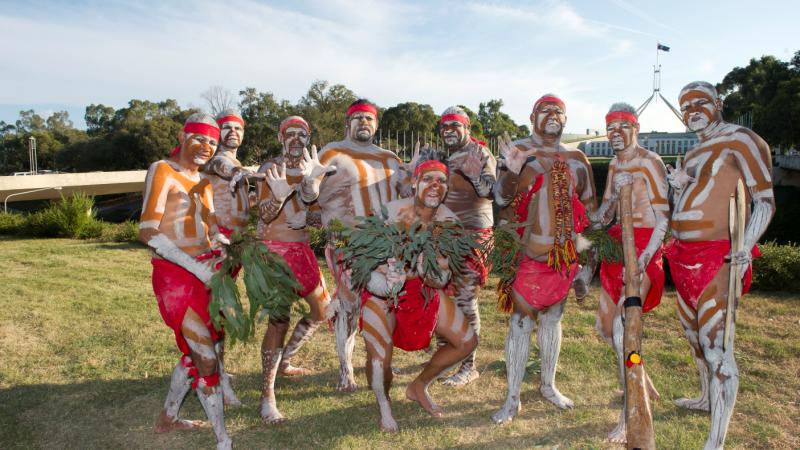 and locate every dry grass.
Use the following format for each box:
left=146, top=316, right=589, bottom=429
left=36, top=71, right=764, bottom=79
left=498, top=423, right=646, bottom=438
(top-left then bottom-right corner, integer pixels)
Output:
left=0, top=236, right=798, bottom=449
